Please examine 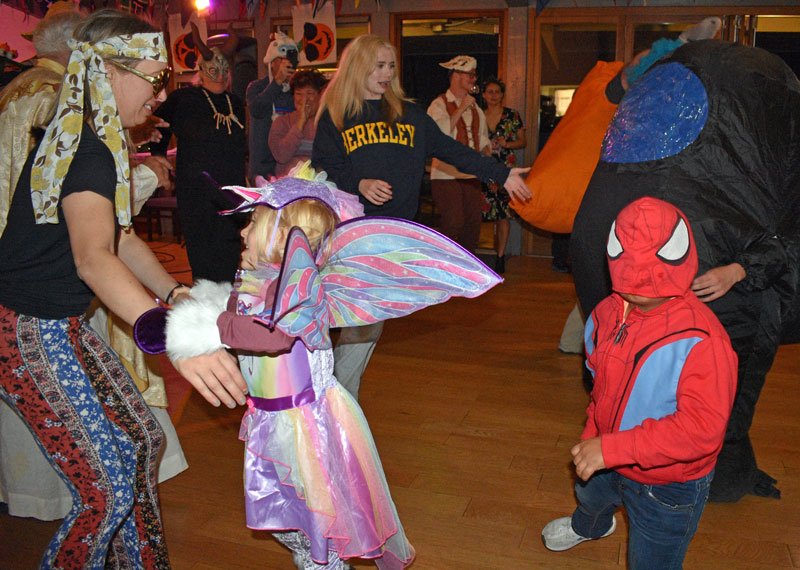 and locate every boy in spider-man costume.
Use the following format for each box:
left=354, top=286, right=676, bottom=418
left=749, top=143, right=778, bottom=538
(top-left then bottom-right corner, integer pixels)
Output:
left=542, top=197, right=737, bottom=568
